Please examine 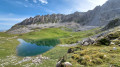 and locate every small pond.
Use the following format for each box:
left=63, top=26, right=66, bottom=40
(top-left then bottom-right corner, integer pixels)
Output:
left=16, top=39, right=59, bottom=57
